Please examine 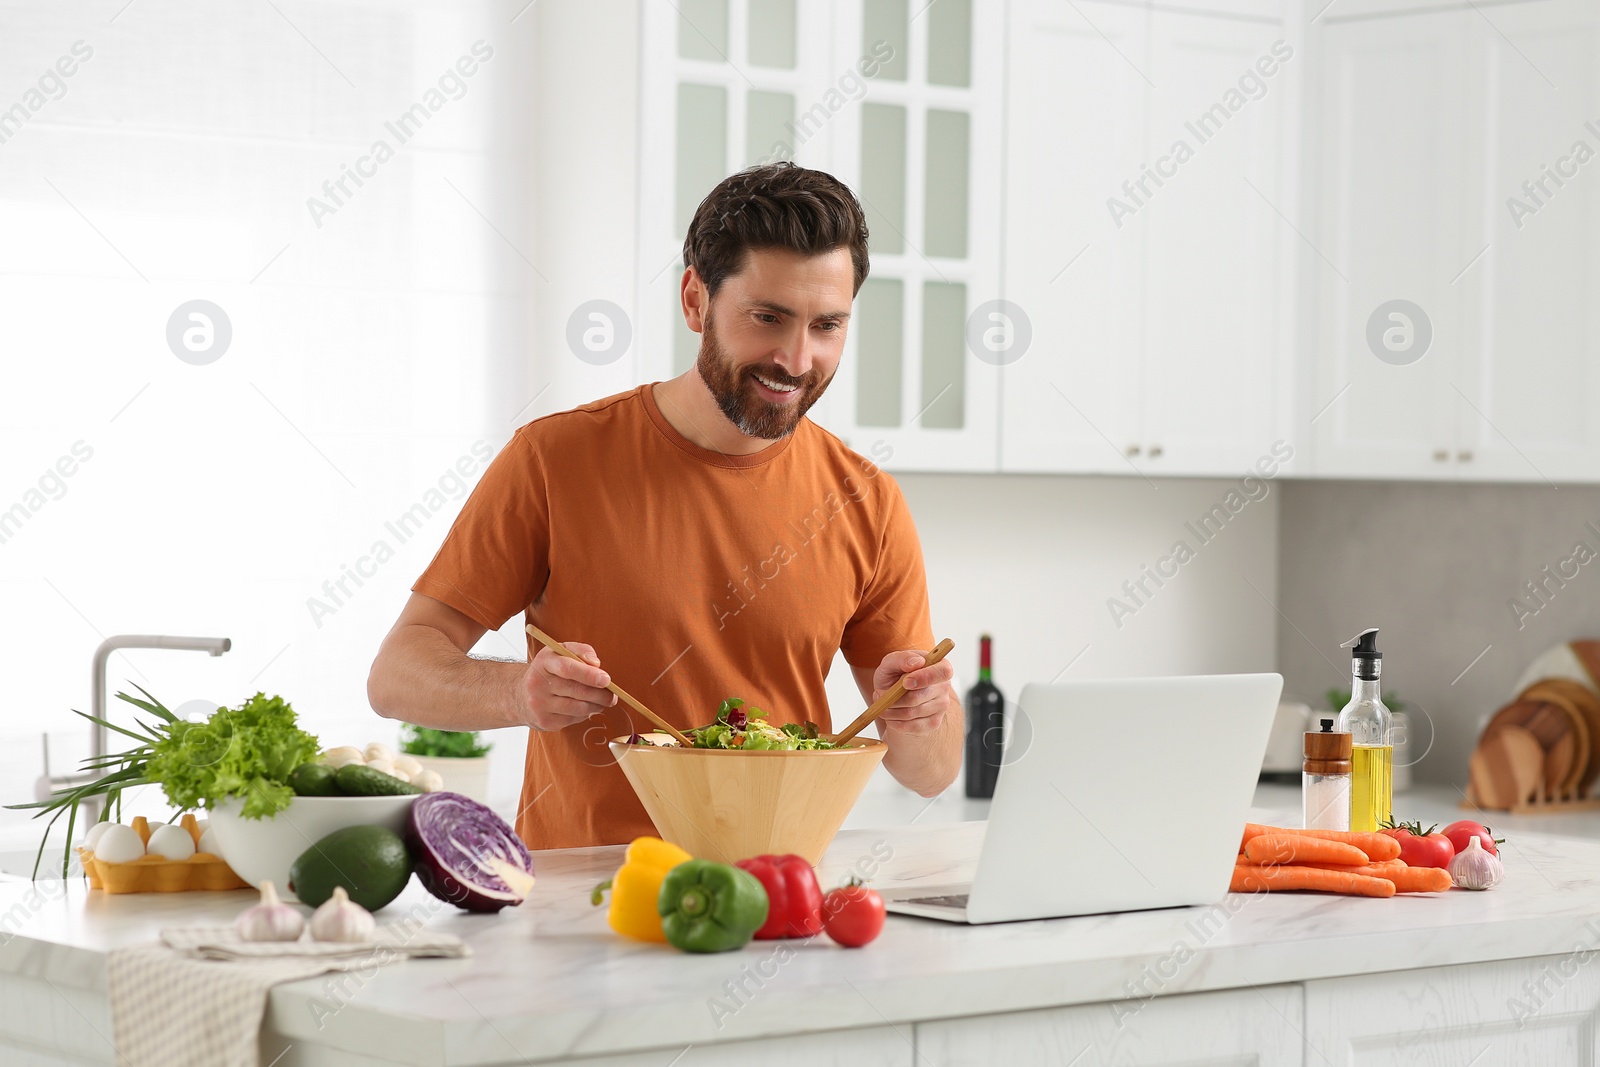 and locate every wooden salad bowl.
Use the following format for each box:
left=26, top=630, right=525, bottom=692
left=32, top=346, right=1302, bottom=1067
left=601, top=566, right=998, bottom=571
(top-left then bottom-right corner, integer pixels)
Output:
left=608, top=736, right=887, bottom=865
